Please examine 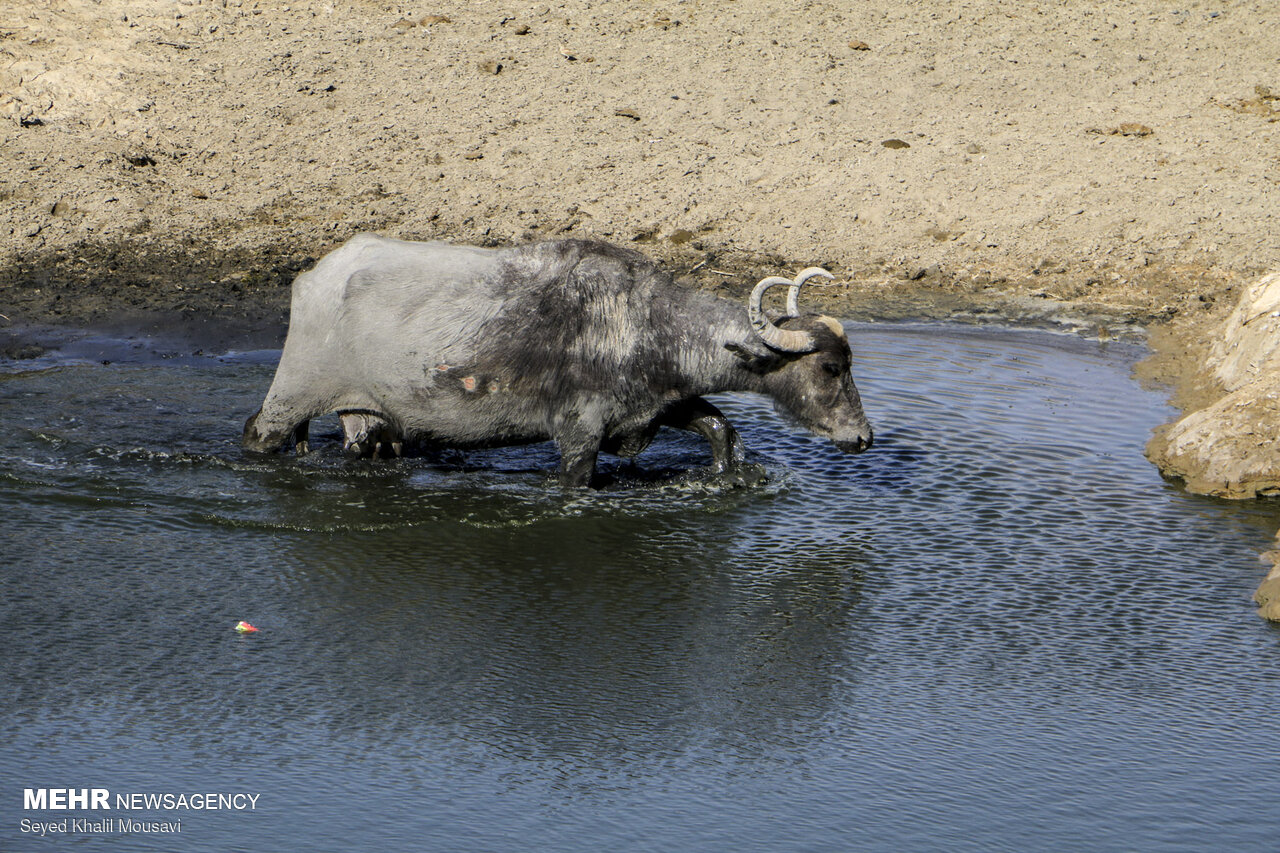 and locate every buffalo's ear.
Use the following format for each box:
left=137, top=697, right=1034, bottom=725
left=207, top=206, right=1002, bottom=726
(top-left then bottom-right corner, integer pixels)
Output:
left=725, top=341, right=783, bottom=373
